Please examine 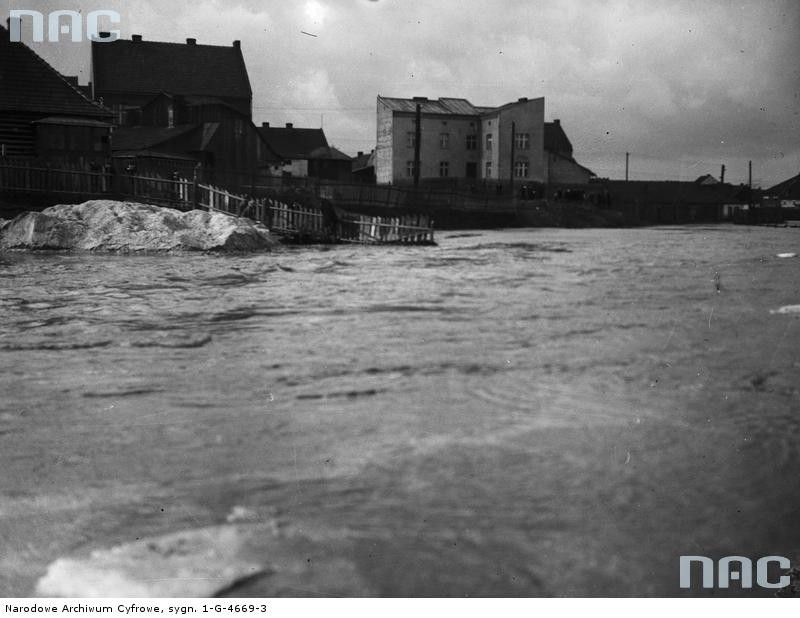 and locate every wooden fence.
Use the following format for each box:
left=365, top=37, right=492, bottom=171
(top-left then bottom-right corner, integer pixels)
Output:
left=0, top=160, right=434, bottom=245
left=196, top=182, right=434, bottom=245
